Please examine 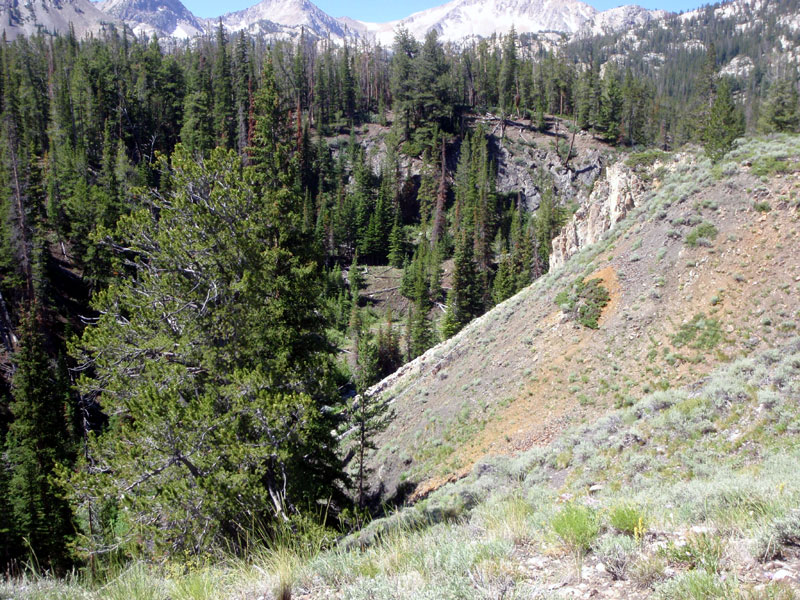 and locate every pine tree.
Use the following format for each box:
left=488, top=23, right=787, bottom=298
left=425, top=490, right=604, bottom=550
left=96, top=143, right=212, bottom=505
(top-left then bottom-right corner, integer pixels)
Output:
left=349, top=332, right=392, bottom=508
left=348, top=251, right=364, bottom=303
left=430, top=137, right=448, bottom=248
left=703, top=78, right=744, bottom=162
left=599, top=67, right=623, bottom=143
left=407, top=301, right=434, bottom=360
left=180, top=58, right=214, bottom=155
left=376, top=310, right=402, bottom=378
left=68, top=141, right=344, bottom=556
left=212, top=22, right=235, bottom=148
left=387, top=213, right=405, bottom=268
left=533, top=176, right=563, bottom=265
left=6, top=313, right=74, bottom=571
left=233, top=33, right=253, bottom=155
left=414, top=30, right=450, bottom=133
left=492, top=254, right=515, bottom=304
left=339, top=44, right=356, bottom=121
left=758, top=78, right=800, bottom=133
left=500, top=28, right=518, bottom=115
left=249, top=59, right=294, bottom=190
left=441, top=231, right=482, bottom=339
left=390, top=28, right=418, bottom=140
